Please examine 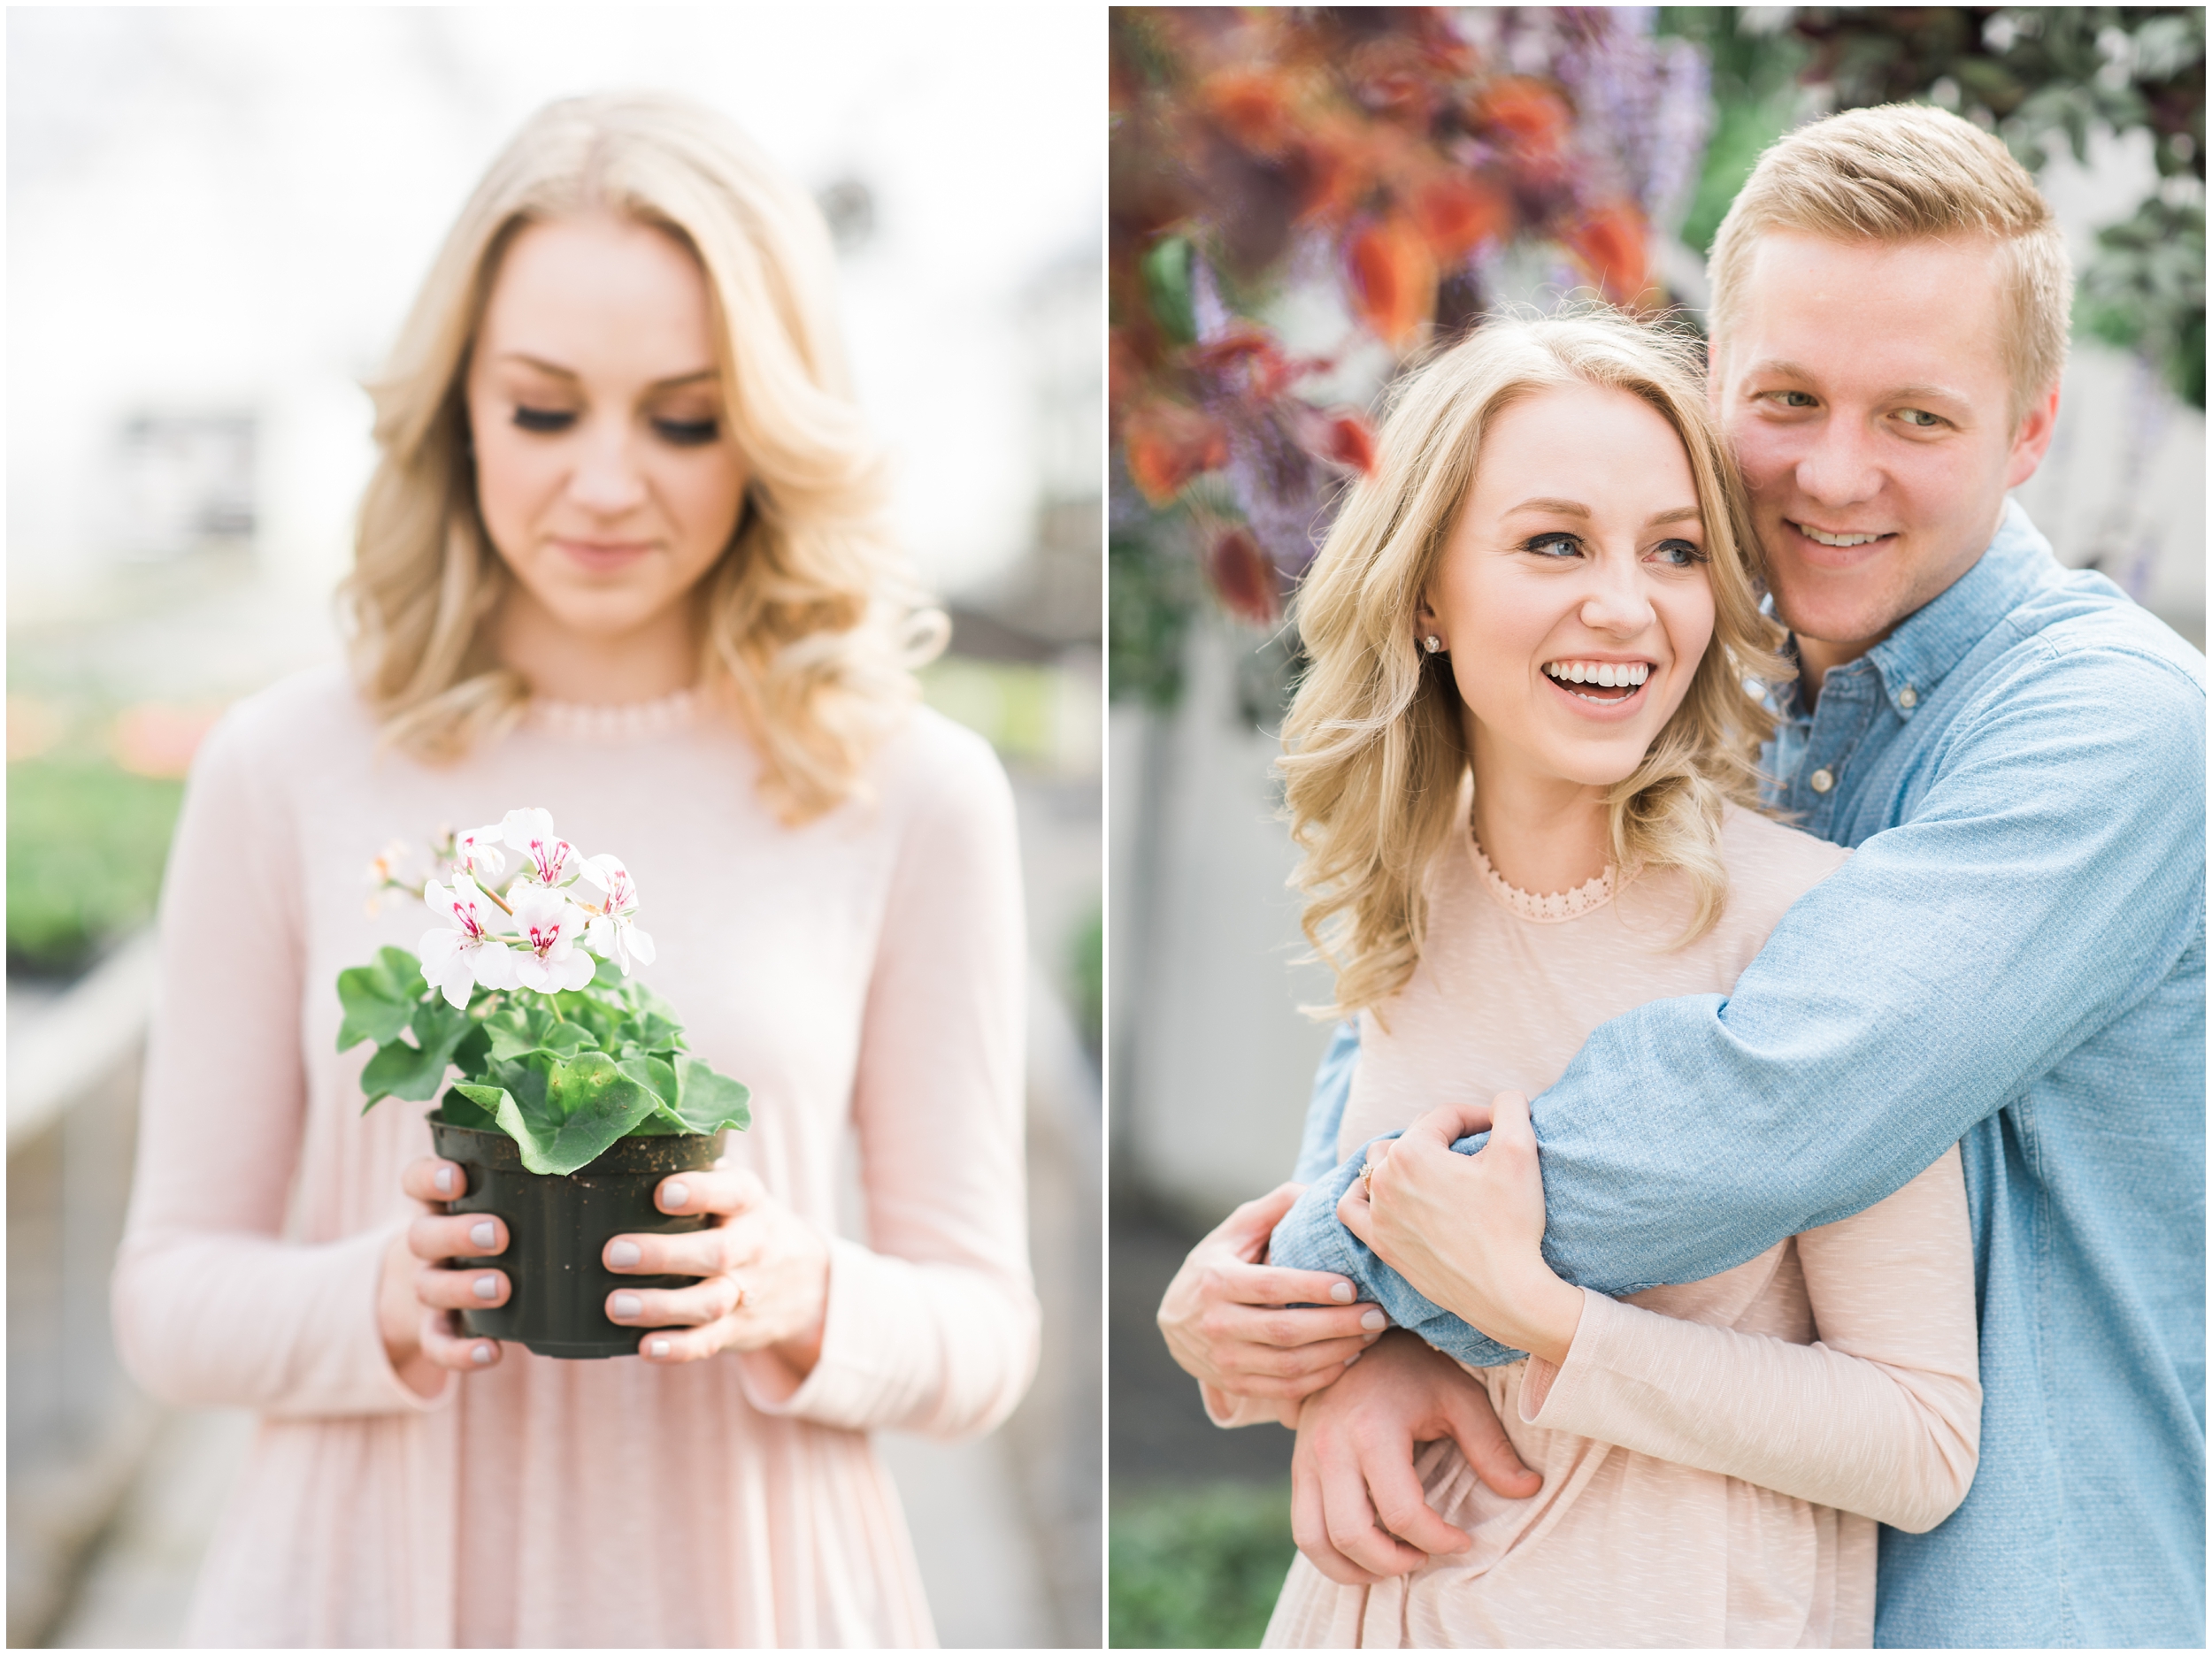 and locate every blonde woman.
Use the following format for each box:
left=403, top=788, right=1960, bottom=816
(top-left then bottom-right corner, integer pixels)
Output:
left=1238, top=313, right=1980, bottom=1645
left=112, top=94, right=1034, bottom=1646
